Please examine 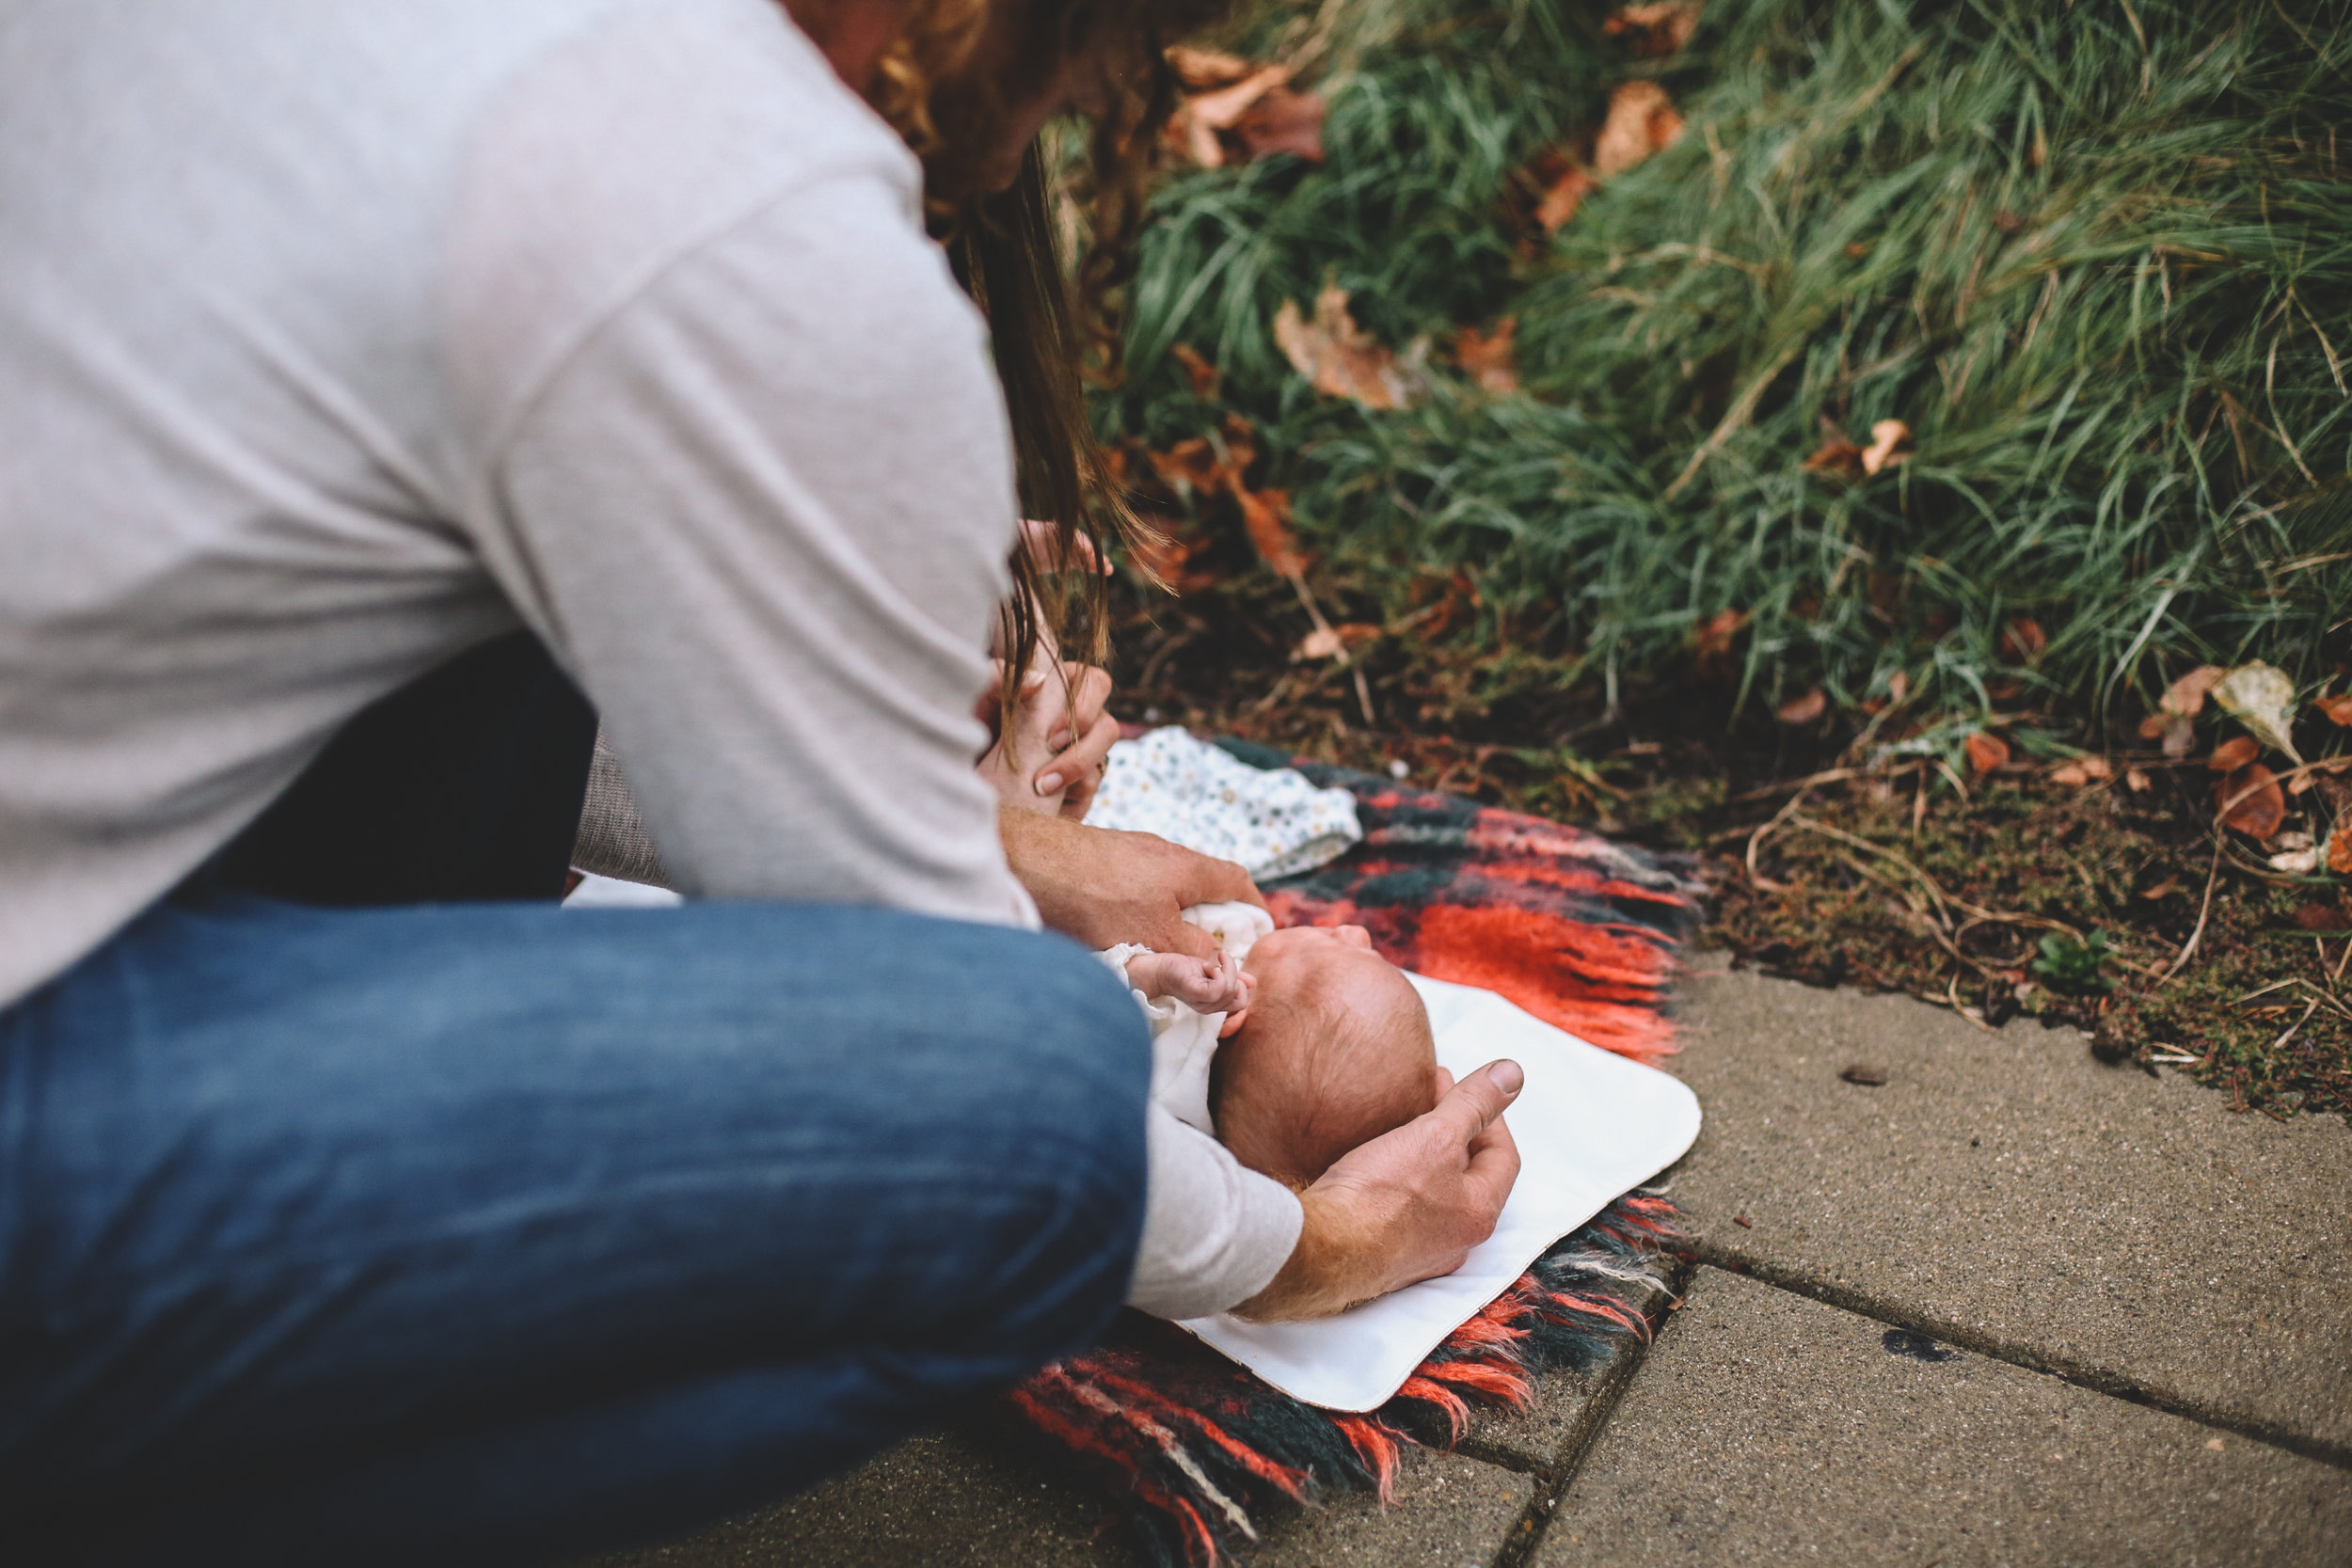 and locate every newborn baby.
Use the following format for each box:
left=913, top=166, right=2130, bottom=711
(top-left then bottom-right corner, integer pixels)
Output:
left=1104, top=915, right=1440, bottom=1191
